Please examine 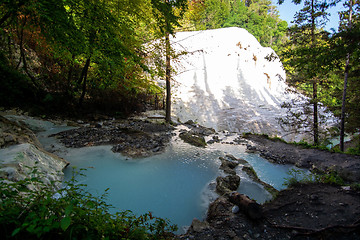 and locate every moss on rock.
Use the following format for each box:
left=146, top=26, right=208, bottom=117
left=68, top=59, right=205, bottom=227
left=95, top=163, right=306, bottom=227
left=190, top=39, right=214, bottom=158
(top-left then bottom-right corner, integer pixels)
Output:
left=179, top=132, right=207, bottom=148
